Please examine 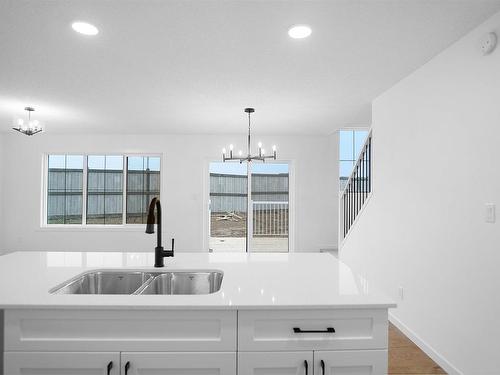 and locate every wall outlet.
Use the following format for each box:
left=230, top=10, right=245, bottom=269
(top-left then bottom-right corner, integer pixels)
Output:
left=398, top=286, right=404, bottom=300
left=485, top=204, right=496, bottom=223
